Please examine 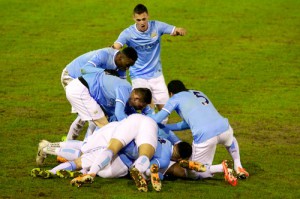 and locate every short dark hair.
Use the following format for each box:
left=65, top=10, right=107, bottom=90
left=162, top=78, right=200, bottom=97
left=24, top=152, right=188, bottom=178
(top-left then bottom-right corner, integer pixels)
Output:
left=133, top=4, right=148, bottom=14
left=104, top=69, right=119, bottom=77
left=122, top=47, right=138, bottom=62
left=176, top=141, right=192, bottom=159
left=133, top=88, right=152, bottom=104
left=168, top=80, right=188, bottom=94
